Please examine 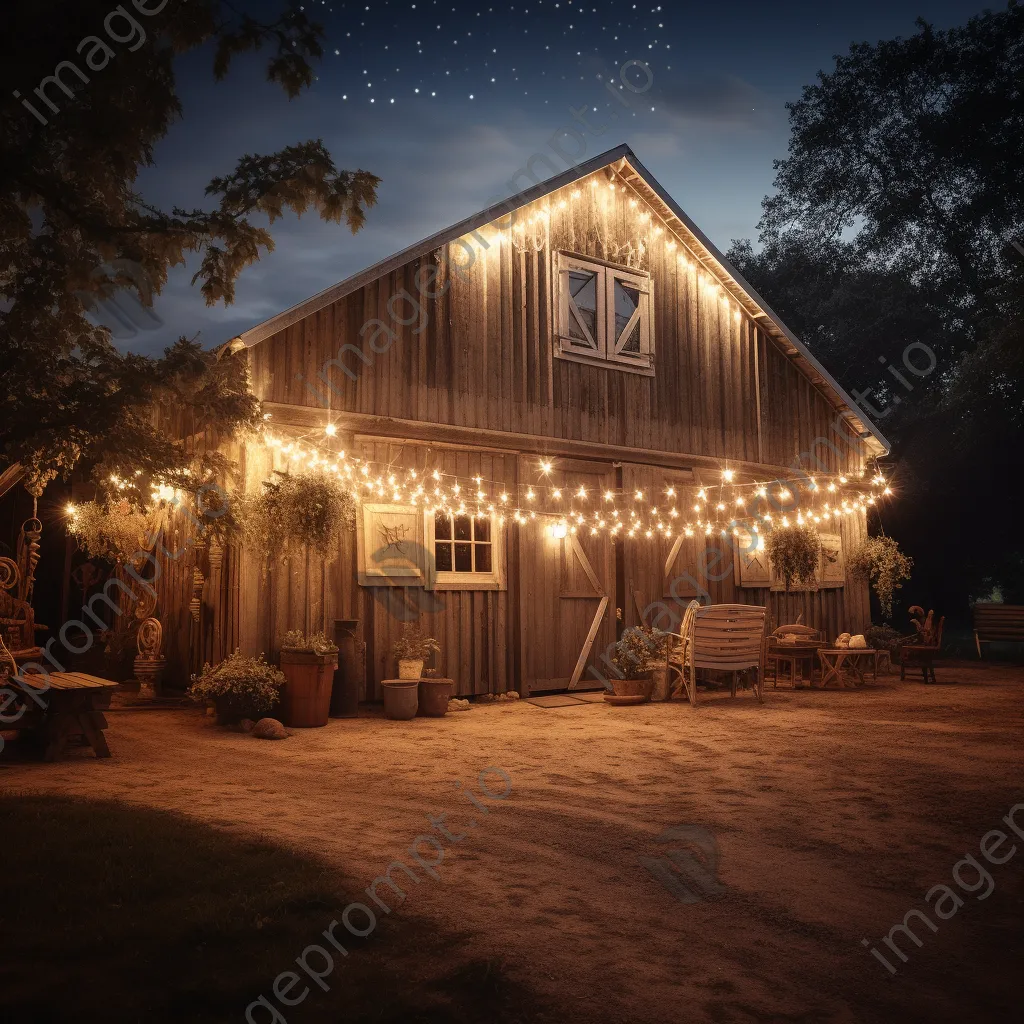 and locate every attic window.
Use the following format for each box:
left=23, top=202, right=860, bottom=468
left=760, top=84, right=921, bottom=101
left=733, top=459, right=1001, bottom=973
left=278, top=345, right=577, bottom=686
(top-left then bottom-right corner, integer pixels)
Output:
left=555, top=252, right=653, bottom=375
